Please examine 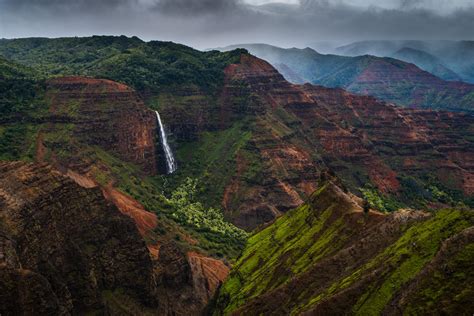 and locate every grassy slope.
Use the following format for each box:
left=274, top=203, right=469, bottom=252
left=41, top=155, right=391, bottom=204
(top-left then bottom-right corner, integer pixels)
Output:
left=215, top=178, right=474, bottom=315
